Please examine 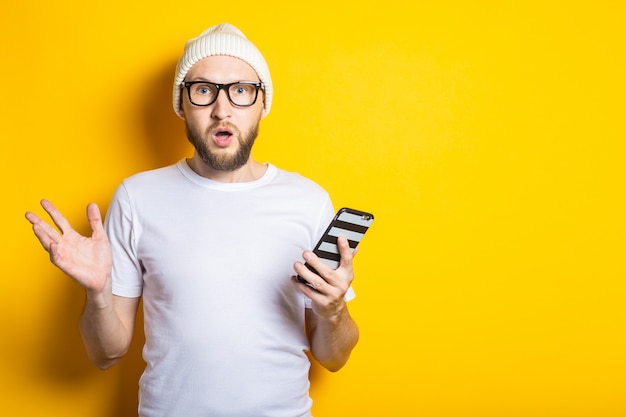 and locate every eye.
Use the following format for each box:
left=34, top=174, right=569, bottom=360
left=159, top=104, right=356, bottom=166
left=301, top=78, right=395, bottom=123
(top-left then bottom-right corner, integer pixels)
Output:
left=195, top=85, right=214, bottom=95
left=231, top=83, right=256, bottom=96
